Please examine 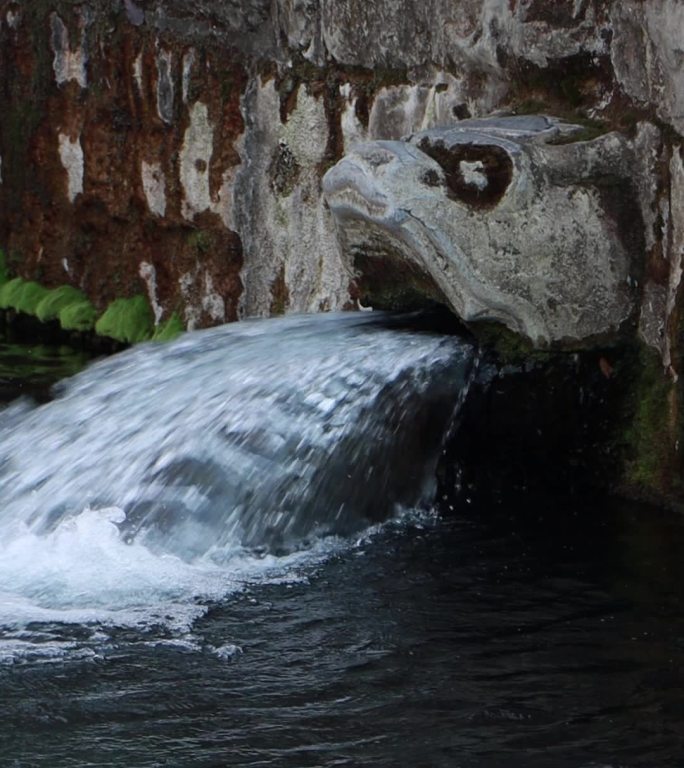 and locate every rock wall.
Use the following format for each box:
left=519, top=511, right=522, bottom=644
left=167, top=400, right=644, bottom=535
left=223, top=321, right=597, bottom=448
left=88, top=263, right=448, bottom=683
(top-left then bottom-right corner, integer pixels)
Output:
left=0, top=0, right=683, bottom=500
